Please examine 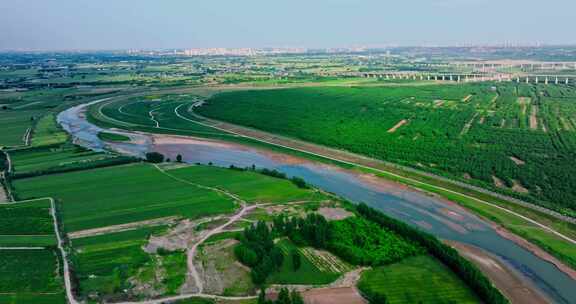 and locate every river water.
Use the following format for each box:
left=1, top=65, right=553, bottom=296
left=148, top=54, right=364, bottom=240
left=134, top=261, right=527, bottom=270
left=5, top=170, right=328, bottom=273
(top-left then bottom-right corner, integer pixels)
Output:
left=58, top=101, right=576, bottom=304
